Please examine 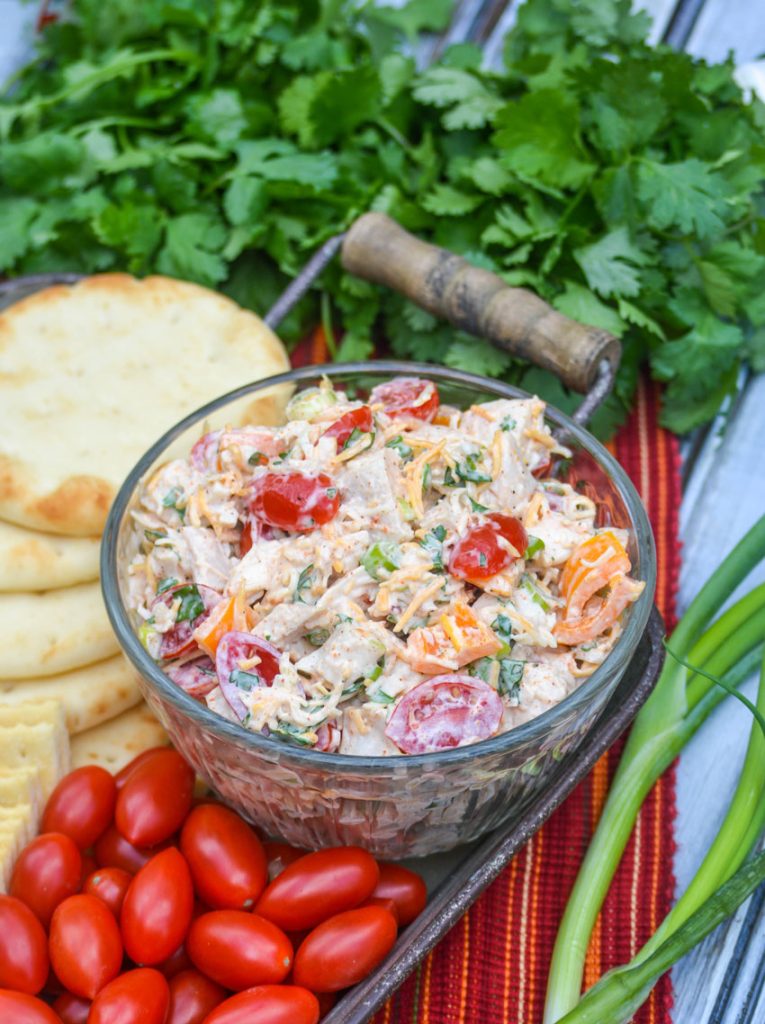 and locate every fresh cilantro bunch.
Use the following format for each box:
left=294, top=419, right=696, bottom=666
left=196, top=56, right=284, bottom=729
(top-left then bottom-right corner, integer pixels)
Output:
left=1, top=0, right=763, bottom=434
